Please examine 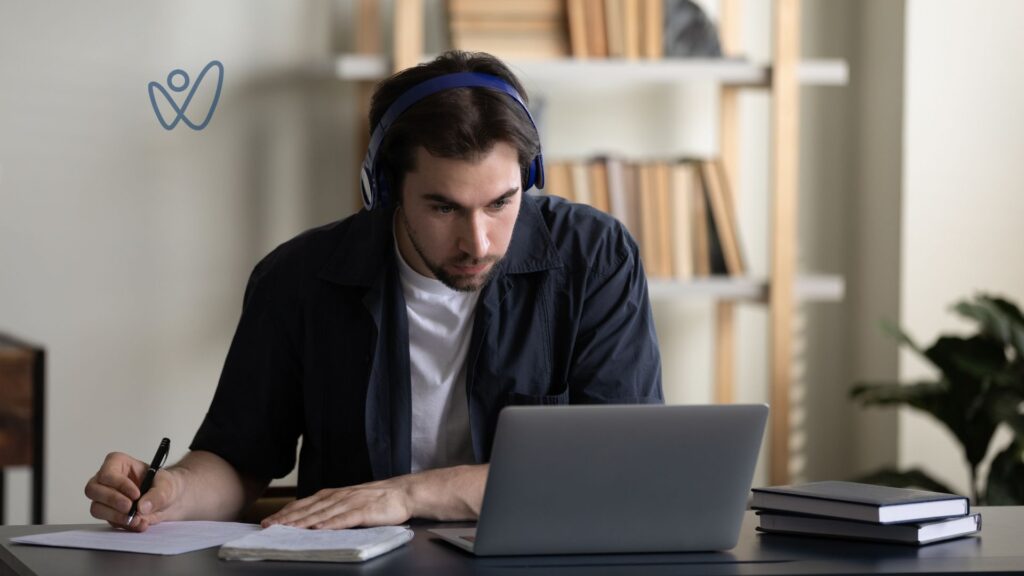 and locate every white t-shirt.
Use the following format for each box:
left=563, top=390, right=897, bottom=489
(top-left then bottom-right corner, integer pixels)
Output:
left=395, top=238, right=478, bottom=473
